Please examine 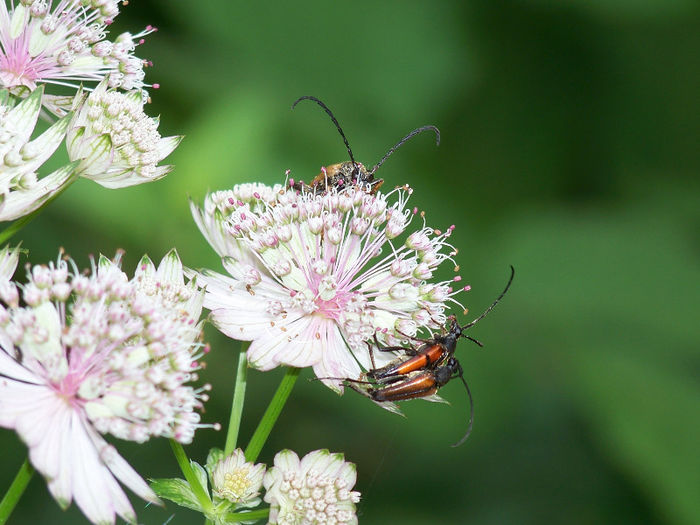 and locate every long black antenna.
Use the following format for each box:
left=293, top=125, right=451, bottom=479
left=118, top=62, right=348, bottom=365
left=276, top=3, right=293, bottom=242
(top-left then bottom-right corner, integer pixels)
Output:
left=452, top=366, right=474, bottom=447
left=292, top=96, right=355, bottom=164
left=461, top=265, right=515, bottom=331
left=370, top=125, right=440, bottom=174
